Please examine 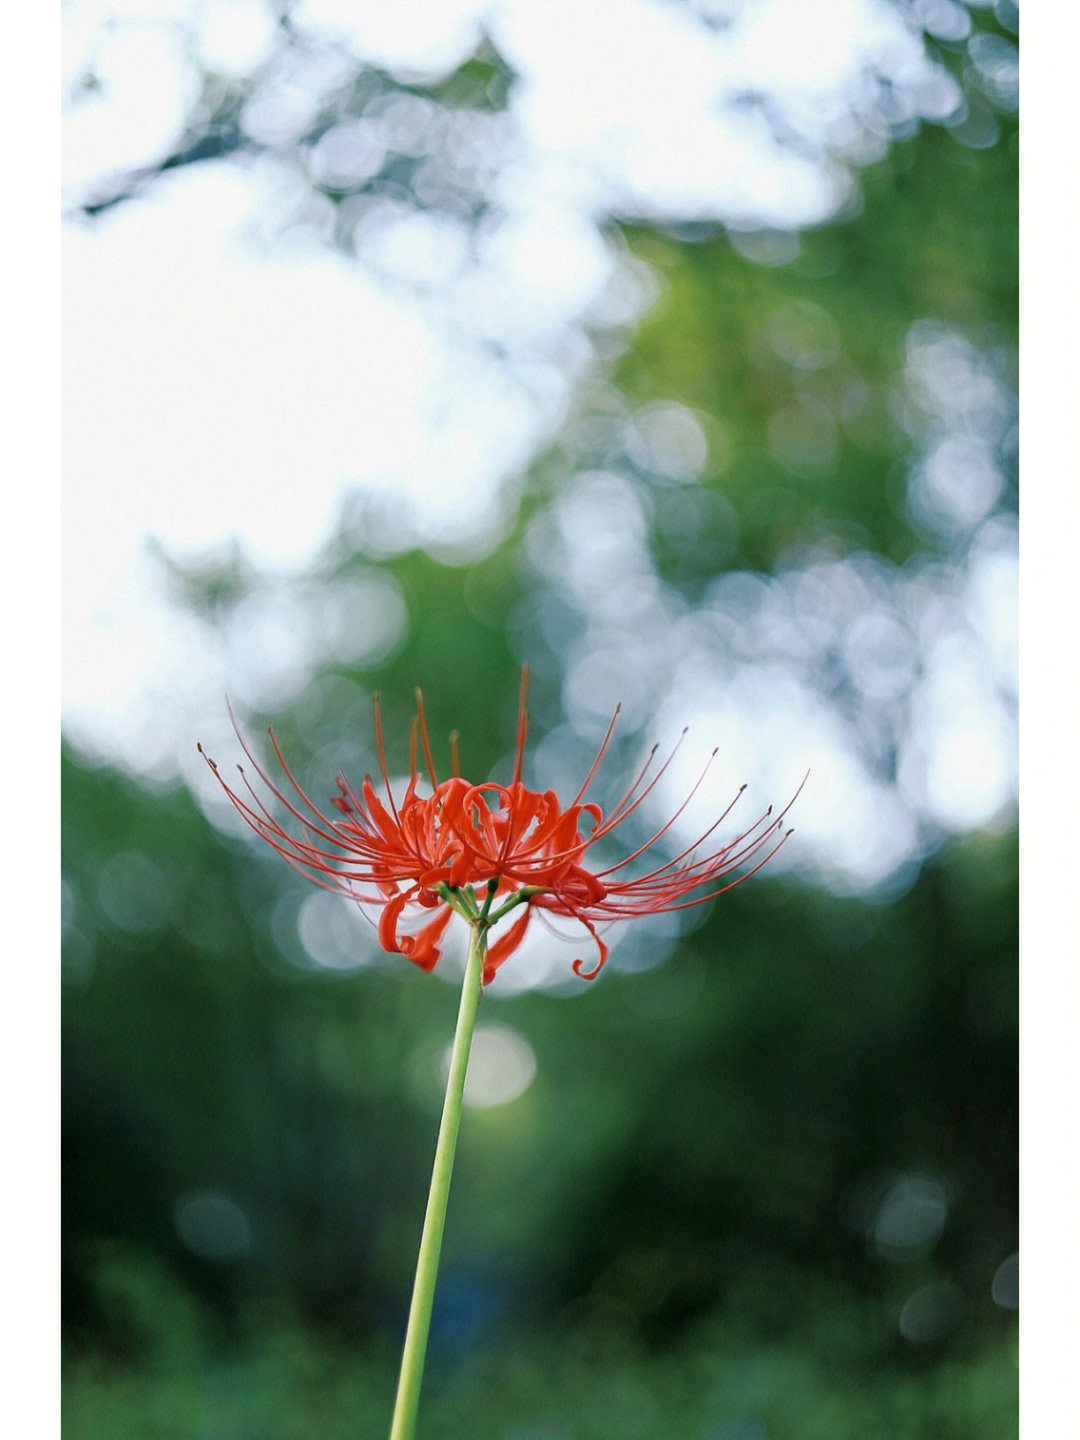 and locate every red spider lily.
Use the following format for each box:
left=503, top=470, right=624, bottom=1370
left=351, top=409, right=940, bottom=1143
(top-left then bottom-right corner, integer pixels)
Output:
left=199, top=671, right=796, bottom=985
